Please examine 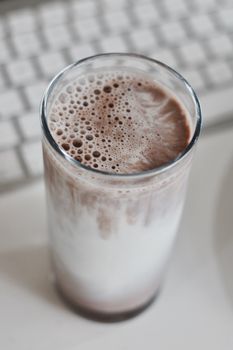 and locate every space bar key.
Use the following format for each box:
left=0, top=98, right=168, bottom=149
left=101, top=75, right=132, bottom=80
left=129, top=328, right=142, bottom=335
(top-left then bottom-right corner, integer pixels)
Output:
left=200, top=85, right=233, bottom=127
